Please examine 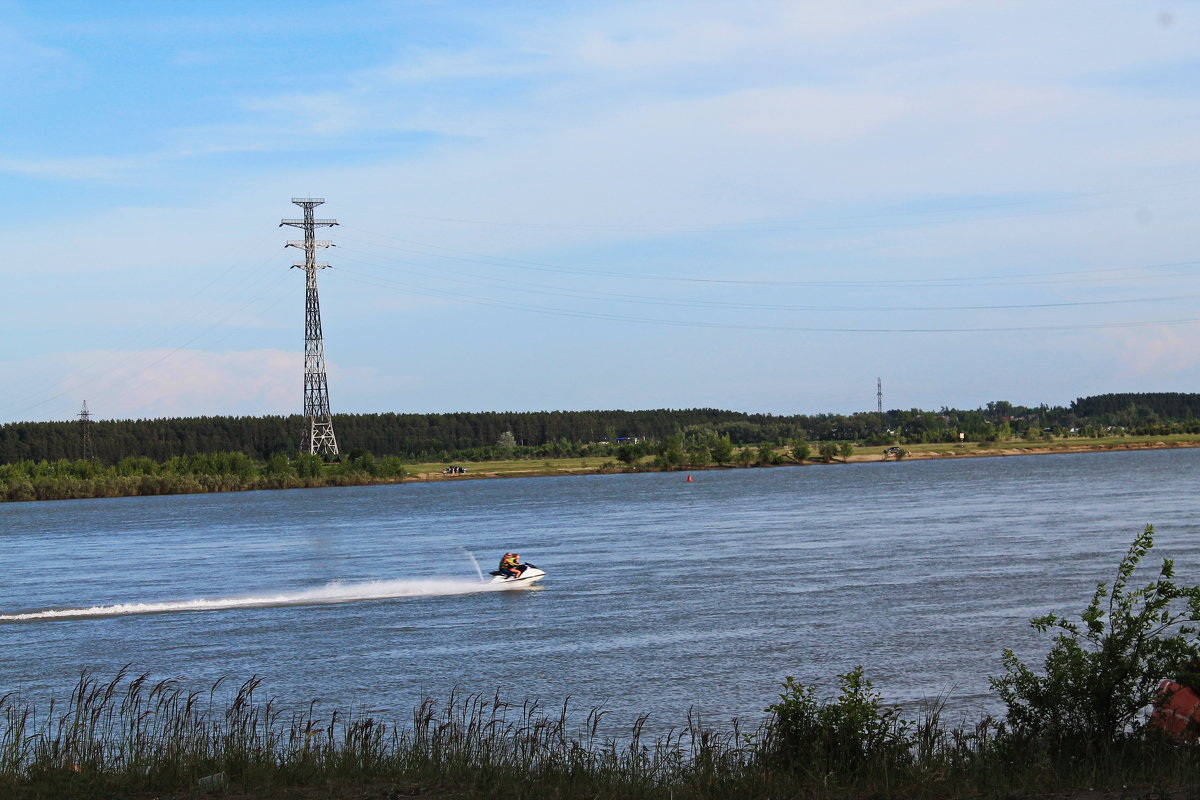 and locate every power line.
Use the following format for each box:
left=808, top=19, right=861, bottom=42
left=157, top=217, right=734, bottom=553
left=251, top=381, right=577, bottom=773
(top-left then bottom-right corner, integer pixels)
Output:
left=339, top=225, right=1200, bottom=289
left=333, top=247, right=1200, bottom=314
left=332, top=266, right=1200, bottom=333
